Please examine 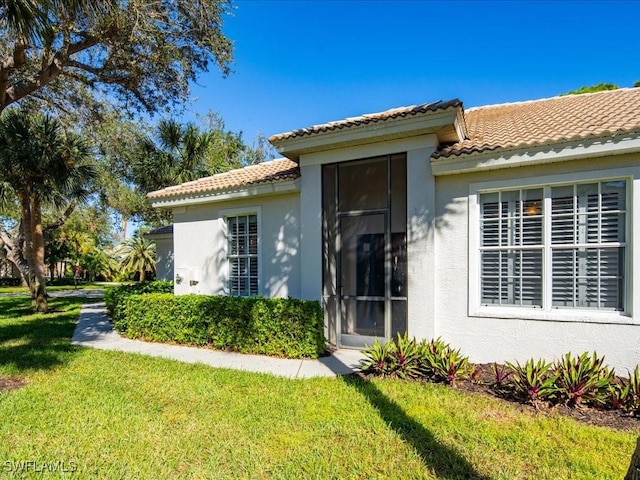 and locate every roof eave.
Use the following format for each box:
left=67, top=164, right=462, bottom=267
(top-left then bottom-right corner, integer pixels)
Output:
left=149, top=178, right=301, bottom=209
left=431, top=134, right=640, bottom=176
left=271, top=106, right=463, bottom=161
